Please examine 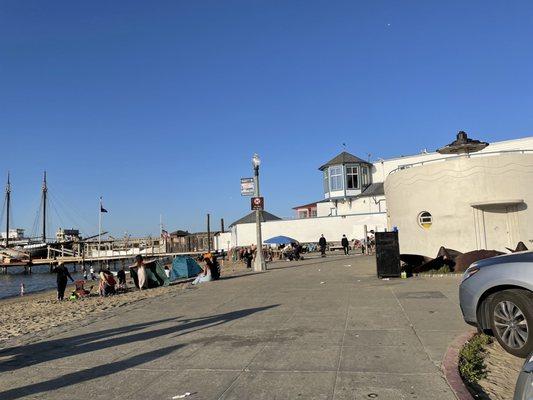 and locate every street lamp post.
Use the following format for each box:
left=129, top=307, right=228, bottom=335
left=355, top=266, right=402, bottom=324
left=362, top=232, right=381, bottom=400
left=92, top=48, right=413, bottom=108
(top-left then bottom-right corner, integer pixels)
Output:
left=252, top=153, right=266, bottom=271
